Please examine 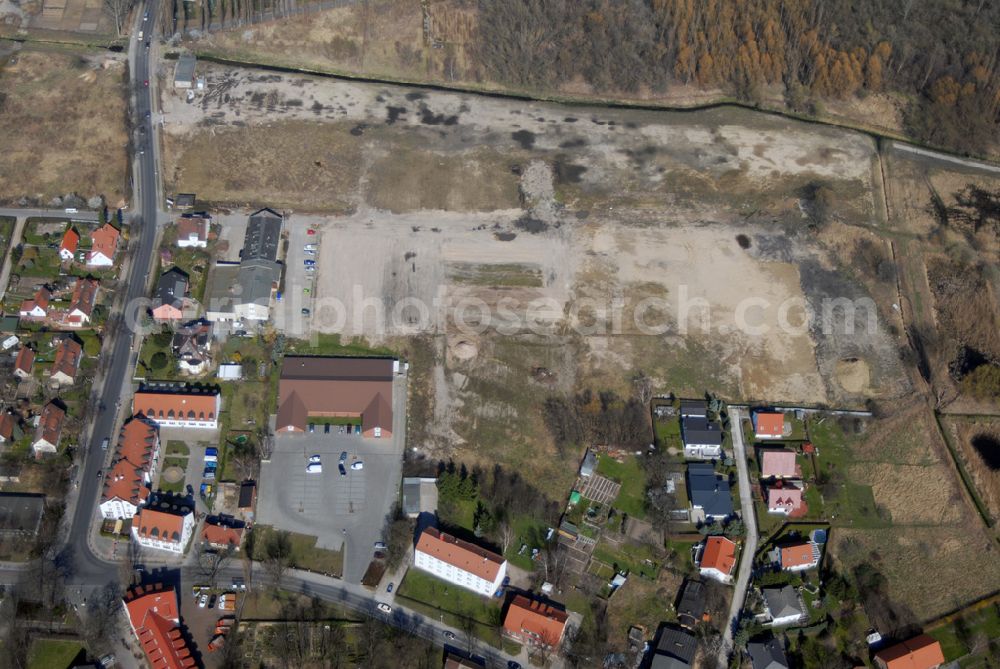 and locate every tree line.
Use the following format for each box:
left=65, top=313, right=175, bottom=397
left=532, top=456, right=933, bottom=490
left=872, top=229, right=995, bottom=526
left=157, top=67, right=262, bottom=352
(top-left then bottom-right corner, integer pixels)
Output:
left=475, top=0, right=1000, bottom=155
